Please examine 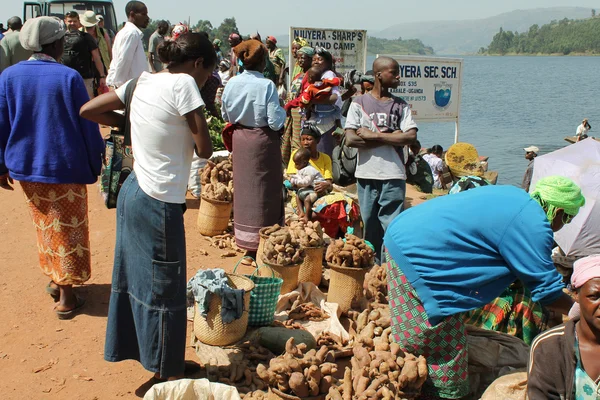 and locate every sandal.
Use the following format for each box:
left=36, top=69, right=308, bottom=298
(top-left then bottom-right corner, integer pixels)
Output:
left=55, top=296, right=86, bottom=320
left=45, top=281, right=60, bottom=302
